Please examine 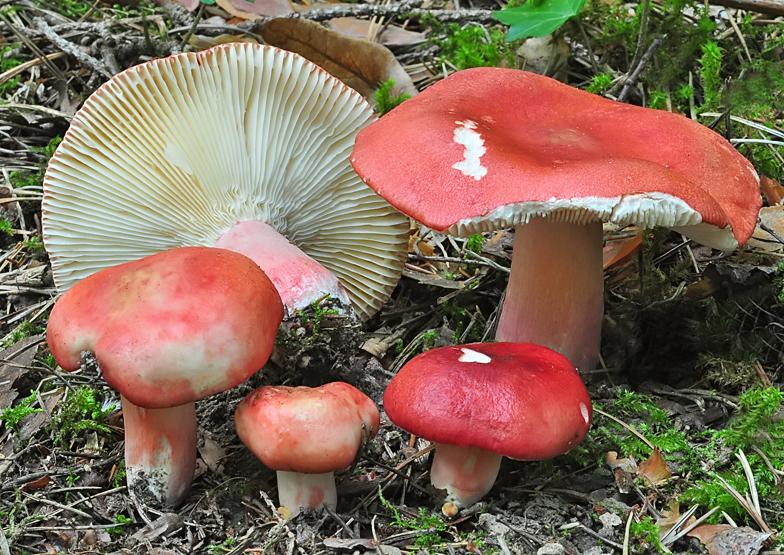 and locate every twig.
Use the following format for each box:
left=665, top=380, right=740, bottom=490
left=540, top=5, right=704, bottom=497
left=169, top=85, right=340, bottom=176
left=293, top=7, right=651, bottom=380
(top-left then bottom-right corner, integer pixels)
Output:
left=617, top=34, right=664, bottom=103
left=593, top=407, right=656, bottom=450
left=760, top=222, right=784, bottom=246
left=239, top=2, right=496, bottom=30
left=179, top=1, right=206, bottom=51
left=32, top=18, right=113, bottom=79
left=710, top=0, right=784, bottom=16
left=628, top=0, right=651, bottom=73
